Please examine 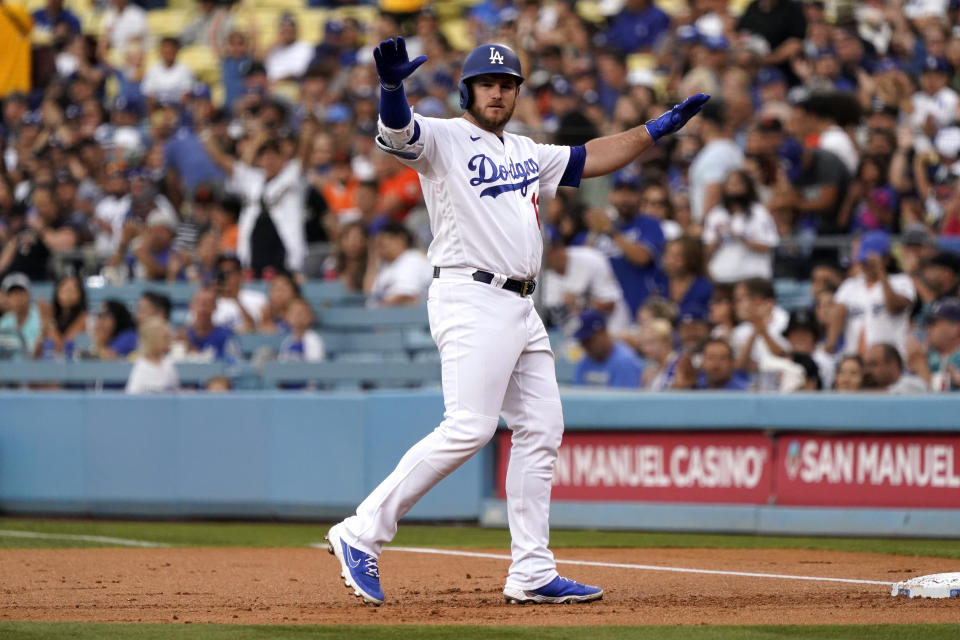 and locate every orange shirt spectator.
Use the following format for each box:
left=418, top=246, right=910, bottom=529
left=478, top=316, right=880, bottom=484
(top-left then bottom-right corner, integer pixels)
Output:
left=320, top=153, right=359, bottom=216
left=378, top=165, right=421, bottom=220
